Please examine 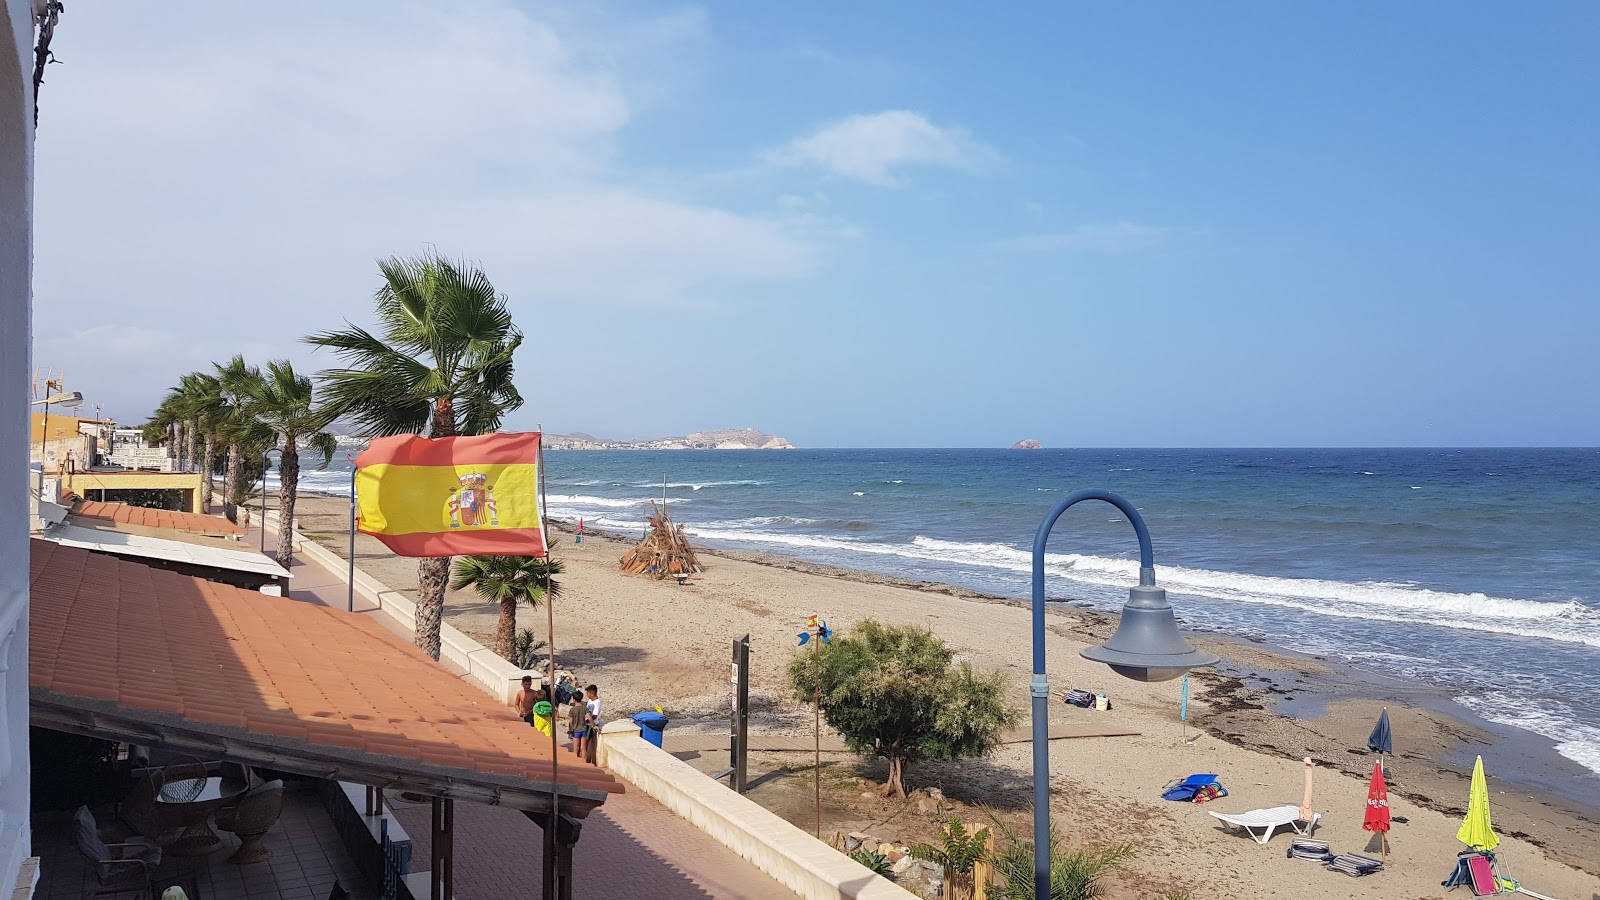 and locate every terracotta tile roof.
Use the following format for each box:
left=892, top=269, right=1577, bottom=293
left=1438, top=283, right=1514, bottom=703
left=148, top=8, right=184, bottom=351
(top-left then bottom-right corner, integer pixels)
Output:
left=72, top=500, right=247, bottom=536
left=28, top=540, right=621, bottom=801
